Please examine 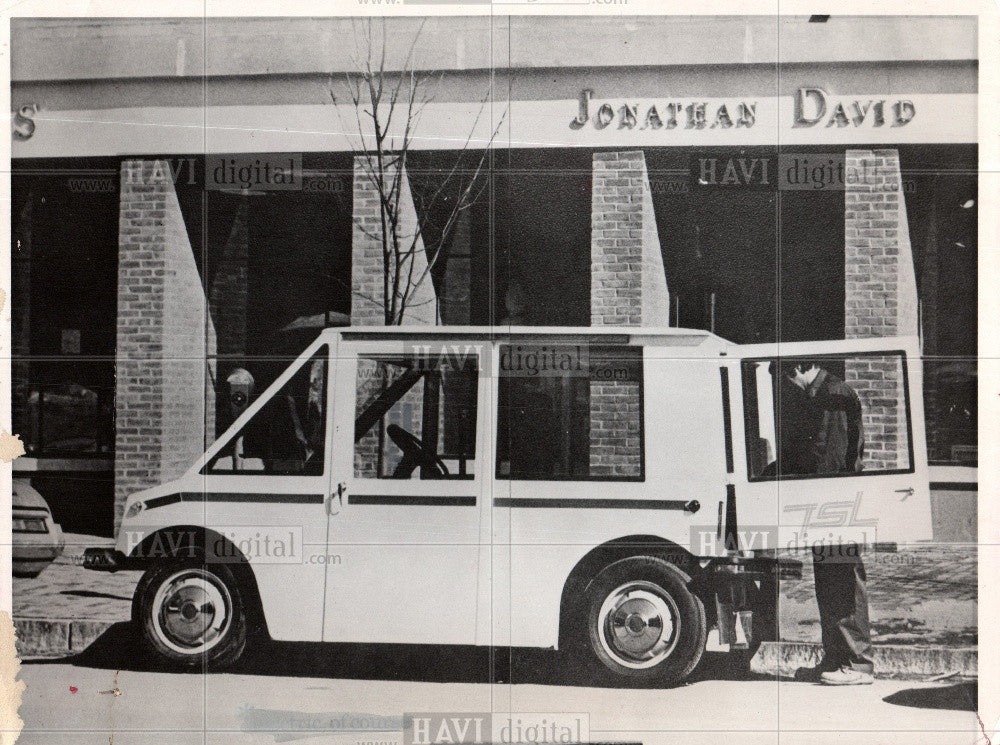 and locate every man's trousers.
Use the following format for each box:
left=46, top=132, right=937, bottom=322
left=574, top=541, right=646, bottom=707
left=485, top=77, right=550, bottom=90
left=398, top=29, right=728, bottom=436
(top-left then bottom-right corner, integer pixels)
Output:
left=811, top=546, right=874, bottom=673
